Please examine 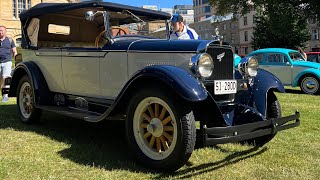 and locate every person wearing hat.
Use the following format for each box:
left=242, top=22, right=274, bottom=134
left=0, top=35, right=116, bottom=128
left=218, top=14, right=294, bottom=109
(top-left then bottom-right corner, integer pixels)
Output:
left=170, top=14, right=200, bottom=40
